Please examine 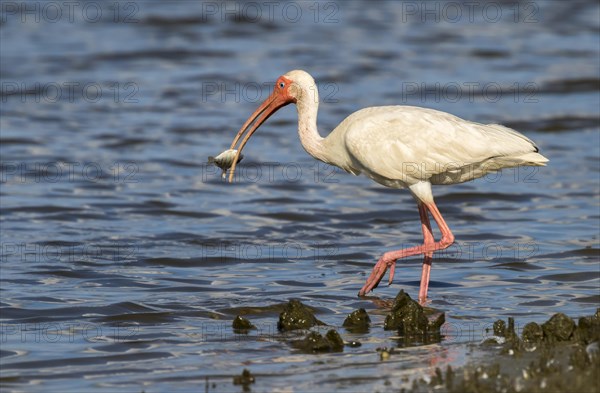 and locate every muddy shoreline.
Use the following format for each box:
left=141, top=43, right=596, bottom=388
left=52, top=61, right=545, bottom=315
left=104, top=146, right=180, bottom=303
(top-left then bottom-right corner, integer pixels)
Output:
left=227, top=292, right=599, bottom=392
